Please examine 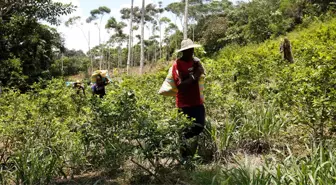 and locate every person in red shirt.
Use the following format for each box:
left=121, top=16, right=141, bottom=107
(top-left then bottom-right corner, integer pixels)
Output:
left=172, top=39, right=206, bottom=160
